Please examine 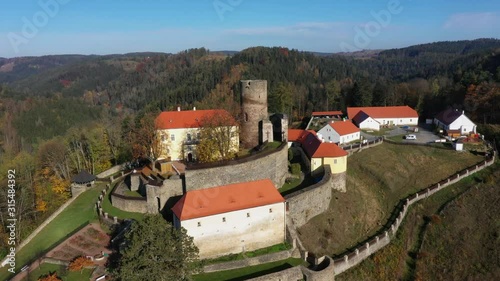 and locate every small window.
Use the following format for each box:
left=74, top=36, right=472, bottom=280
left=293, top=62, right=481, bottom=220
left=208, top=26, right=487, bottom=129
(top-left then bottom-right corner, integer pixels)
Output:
left=171, top=134, right=175, bottom=141
left=222, top=217, right=226, bottom=222
left=197, top=222, right=201, bottom=227
left=269, top=208, right=273, bottom=213
left=334, top=159, right=338, bottom=164
left=187, top=133, right=192, bottom=141
left=245, top=113, right=249, bottom=122
left=161, top=135, right=166, bottom=142
left=197, top=133, right=200, bottom=139
left=247, top=213, right=250, bottom=218
left=410, top=119, right=412, bottom=122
